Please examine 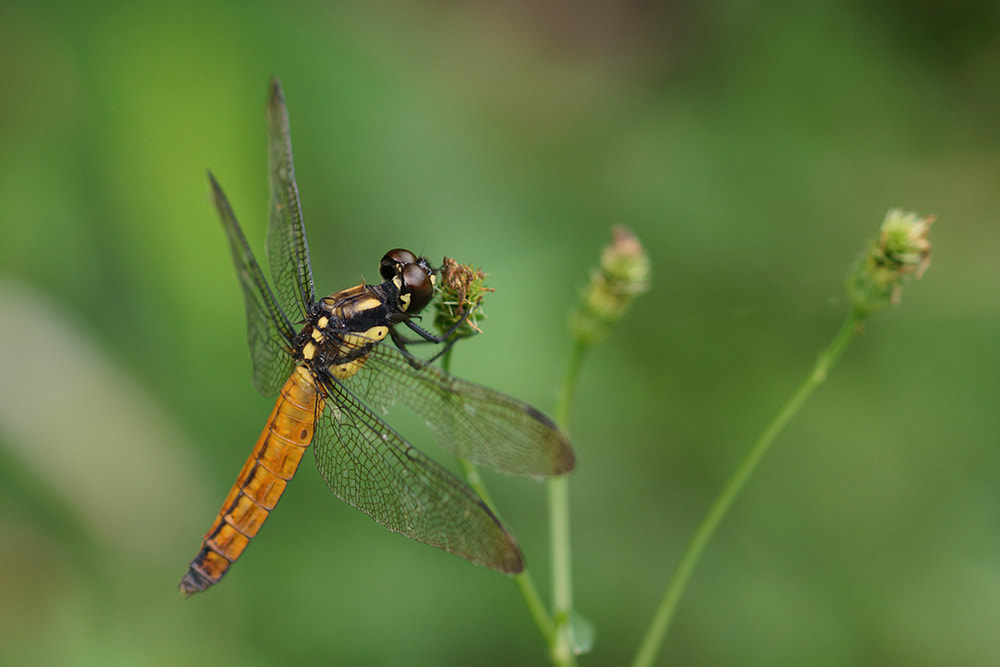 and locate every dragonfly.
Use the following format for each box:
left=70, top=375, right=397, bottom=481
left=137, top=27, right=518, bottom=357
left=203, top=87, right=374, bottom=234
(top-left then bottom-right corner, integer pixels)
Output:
left=179, top=80, right=575, bottom=596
